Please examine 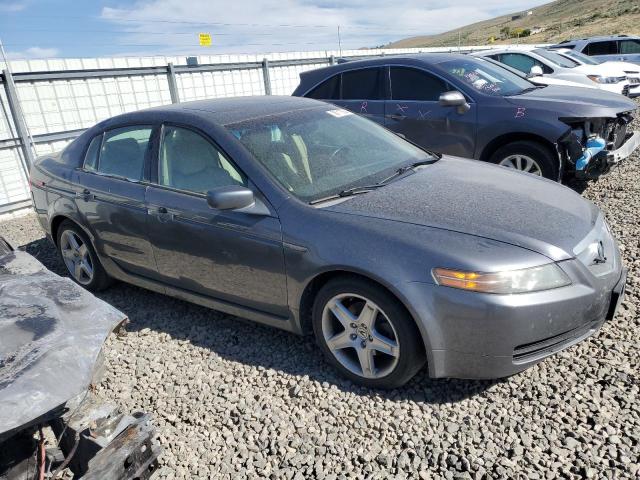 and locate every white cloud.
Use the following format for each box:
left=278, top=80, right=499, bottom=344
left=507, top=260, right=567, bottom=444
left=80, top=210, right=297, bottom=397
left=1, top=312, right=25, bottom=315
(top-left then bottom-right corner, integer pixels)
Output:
left=6, top=46, right=60, bottom=60
left=100, top=0, right=551, bottom=55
